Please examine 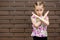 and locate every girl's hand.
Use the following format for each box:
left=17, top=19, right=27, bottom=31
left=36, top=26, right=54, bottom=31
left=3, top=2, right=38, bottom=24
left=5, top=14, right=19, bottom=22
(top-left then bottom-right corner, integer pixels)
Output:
left=43, top=10, right=49, bottom=18
left=32, top=12, right=35, bottom=15
left=32, top=12, right=39, bottom=18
